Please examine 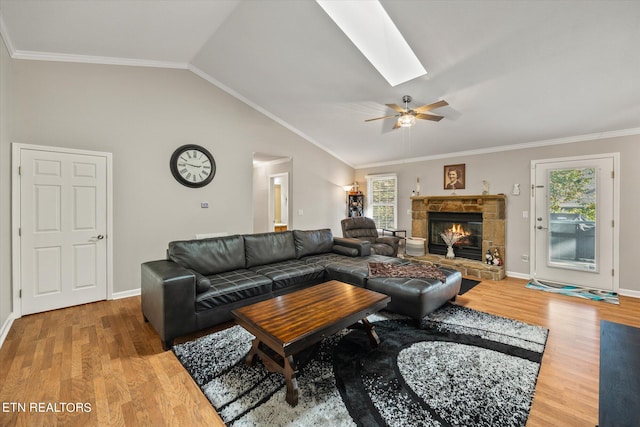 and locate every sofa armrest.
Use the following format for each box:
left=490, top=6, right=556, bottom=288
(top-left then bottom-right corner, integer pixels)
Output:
left=333, top=237, right=371, bottom=257
left=376, top=236, right=401, bottom=256
left=141, top=260, right=198, bottom=350
left=376, top=235, right=400, bottom=247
